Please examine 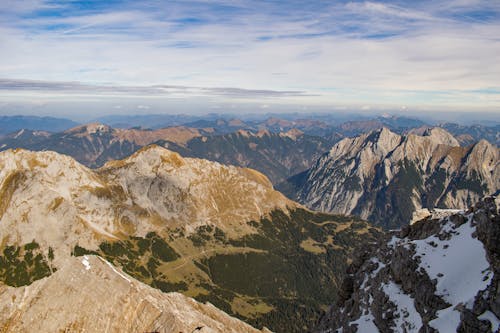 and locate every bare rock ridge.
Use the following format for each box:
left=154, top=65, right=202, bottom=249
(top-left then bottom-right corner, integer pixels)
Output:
left=0, top=146, right=378, bottom=332
left=316, top=196, right=500, bottom=333
left=0, top=255, right=268, bottom=333
left=0, top=145, right=294, bottom=262
left=289, top=127, right=499, bottom=229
